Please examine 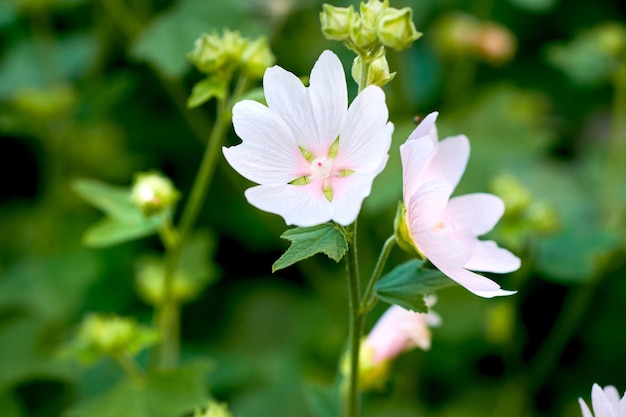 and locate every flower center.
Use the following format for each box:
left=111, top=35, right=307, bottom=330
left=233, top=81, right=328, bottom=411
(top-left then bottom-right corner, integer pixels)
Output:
left=310, top=157, right=333, bottom=179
